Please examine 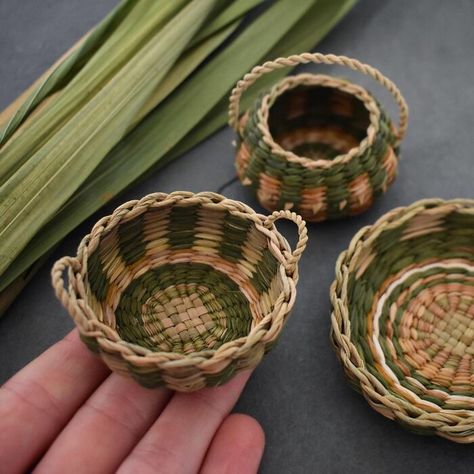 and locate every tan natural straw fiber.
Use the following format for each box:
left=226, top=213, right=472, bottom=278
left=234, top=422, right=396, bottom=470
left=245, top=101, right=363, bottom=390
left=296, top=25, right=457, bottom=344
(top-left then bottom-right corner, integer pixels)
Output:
left=330, top=198, right=474, bottom=442
left=229, top=52, right=408, bottom=221
left=52, top=191, right=307, bottom=392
